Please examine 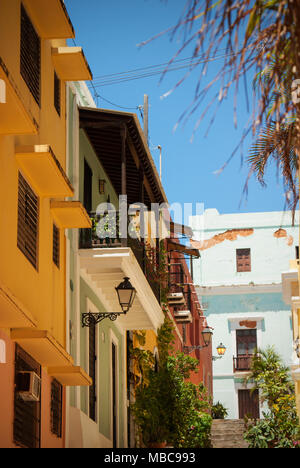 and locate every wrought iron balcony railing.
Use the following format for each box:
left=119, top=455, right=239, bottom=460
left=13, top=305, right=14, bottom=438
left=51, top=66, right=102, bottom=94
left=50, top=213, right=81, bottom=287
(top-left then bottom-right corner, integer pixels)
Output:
left=79, top=211, right=160, bottom=303
left=233, top=355, right=253, bottom=372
